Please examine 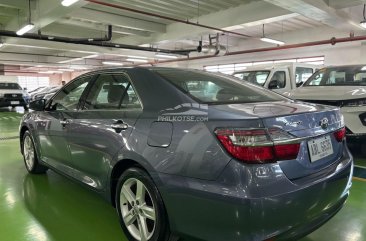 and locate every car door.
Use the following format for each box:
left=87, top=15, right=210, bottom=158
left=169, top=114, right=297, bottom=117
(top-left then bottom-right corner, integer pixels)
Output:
left=64, top=72, right=143, bottom=190
left=37, top=76, right=93, bottom=172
